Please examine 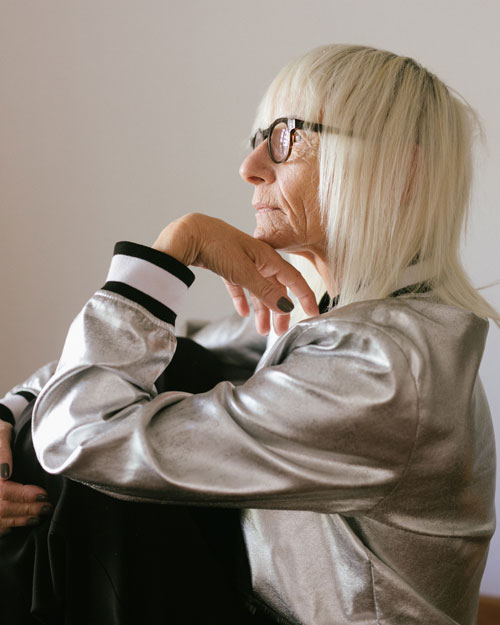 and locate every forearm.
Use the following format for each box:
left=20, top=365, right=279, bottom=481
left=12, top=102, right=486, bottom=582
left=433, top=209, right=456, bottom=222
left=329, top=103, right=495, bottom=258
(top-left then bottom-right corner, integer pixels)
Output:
left=32, top=242, right=196, bottom=501
left=31, top=238, right=415, bottom=511
left=31, top=220, right=405, bottom=512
